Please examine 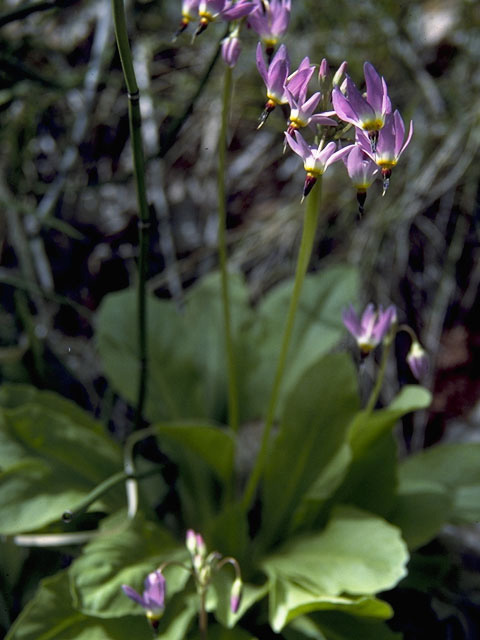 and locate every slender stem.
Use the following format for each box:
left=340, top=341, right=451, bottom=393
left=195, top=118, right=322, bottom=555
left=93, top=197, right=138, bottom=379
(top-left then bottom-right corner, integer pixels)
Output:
left=242, top=179, right=322, bottom=510
left=111, top=0, right=150, bottom=429
left=365, top=336, right=393, bottom=413
left=199, top=588, right=208, bottom=640
left=217, top=65, right=239, bottom=434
